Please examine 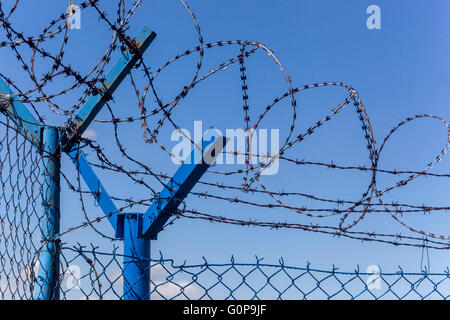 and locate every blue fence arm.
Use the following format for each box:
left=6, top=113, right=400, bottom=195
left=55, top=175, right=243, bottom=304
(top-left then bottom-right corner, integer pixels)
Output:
left=0, top=78, right=42, bottom=147
left=62, top=27, right=157, bottom=152
left=68, top=148, right=120, bottom=234
left=142, top=135, right=228, bottom=240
